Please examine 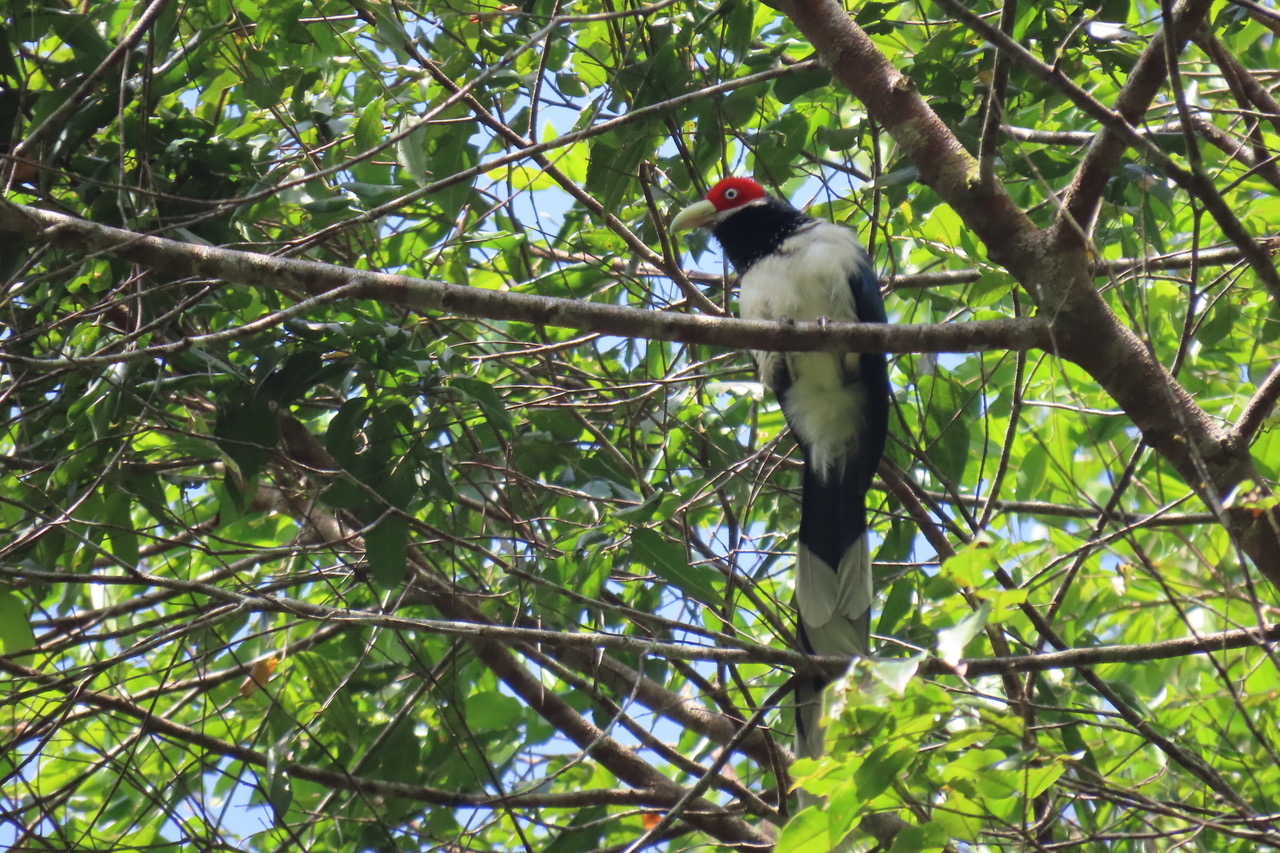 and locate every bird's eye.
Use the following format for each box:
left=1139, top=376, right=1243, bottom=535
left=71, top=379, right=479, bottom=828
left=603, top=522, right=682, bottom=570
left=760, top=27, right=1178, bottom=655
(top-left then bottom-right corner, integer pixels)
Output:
left=723, top=188, right=738, bottom=200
